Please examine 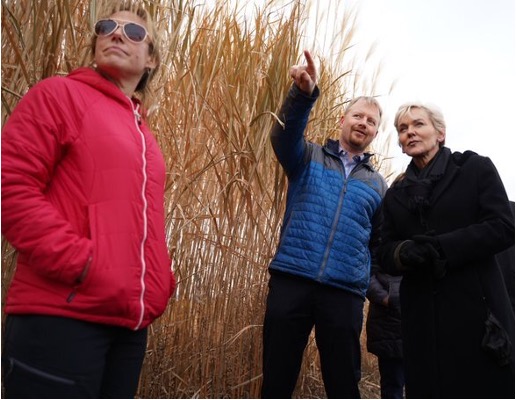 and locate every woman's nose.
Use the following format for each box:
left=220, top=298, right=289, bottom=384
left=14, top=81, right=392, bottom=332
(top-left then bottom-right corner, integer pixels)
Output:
left=112, top=25, right=124, bottom=37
